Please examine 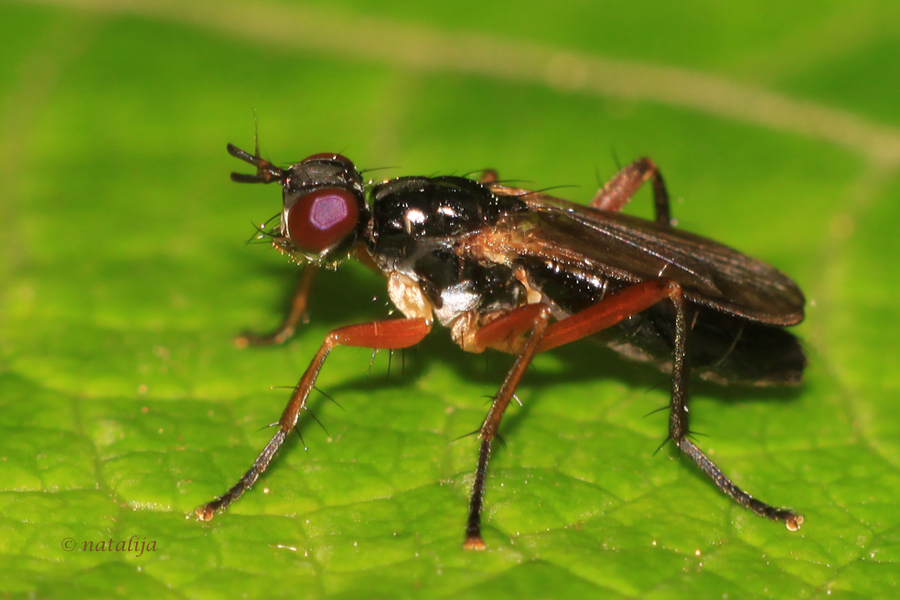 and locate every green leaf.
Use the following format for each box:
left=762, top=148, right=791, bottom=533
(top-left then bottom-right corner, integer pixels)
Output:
left=2, top=0, right=899, bottom=598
